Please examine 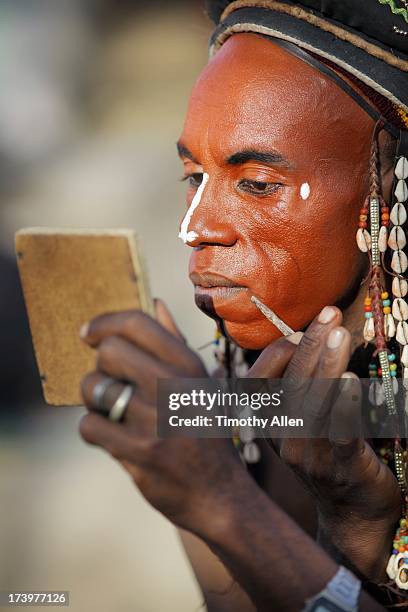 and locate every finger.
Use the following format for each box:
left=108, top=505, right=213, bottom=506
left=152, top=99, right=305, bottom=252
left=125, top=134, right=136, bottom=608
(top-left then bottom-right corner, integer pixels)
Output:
left=329, top=373, right=363, bottom=456
left=81, top=370, right=123, bottom=407
left=95, top=335, right=174, bottom=401
left=247, top=333, right=303, bottom=378
left=282, top=307, right=343, bottom=420
left=284, top=306, right=343, bottom=386
left=119, top=458, right=143, bottom=483
left=80, top=310, right=206, bottom=376
left=81, top=370, right=146, bottom=412
left=250, top=333, right=303, bottom=452
left=81, top=371, right=157, bottom=436
left=281, top=306, right=342, bottom=429
left=79, top=412, right=151, bottom=465
left=154, top=298, right=186, bottom=342
left=315, top=326, right=352, bottom=379
left=302, top=327, right=352, bottom=437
